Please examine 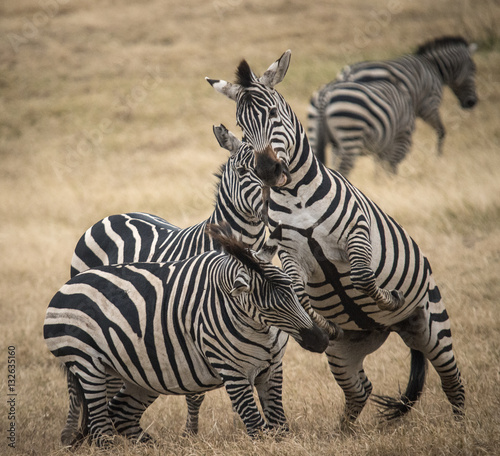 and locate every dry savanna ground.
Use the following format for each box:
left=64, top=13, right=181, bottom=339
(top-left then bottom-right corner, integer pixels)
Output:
left=1, top=0, right=499, bottom=455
